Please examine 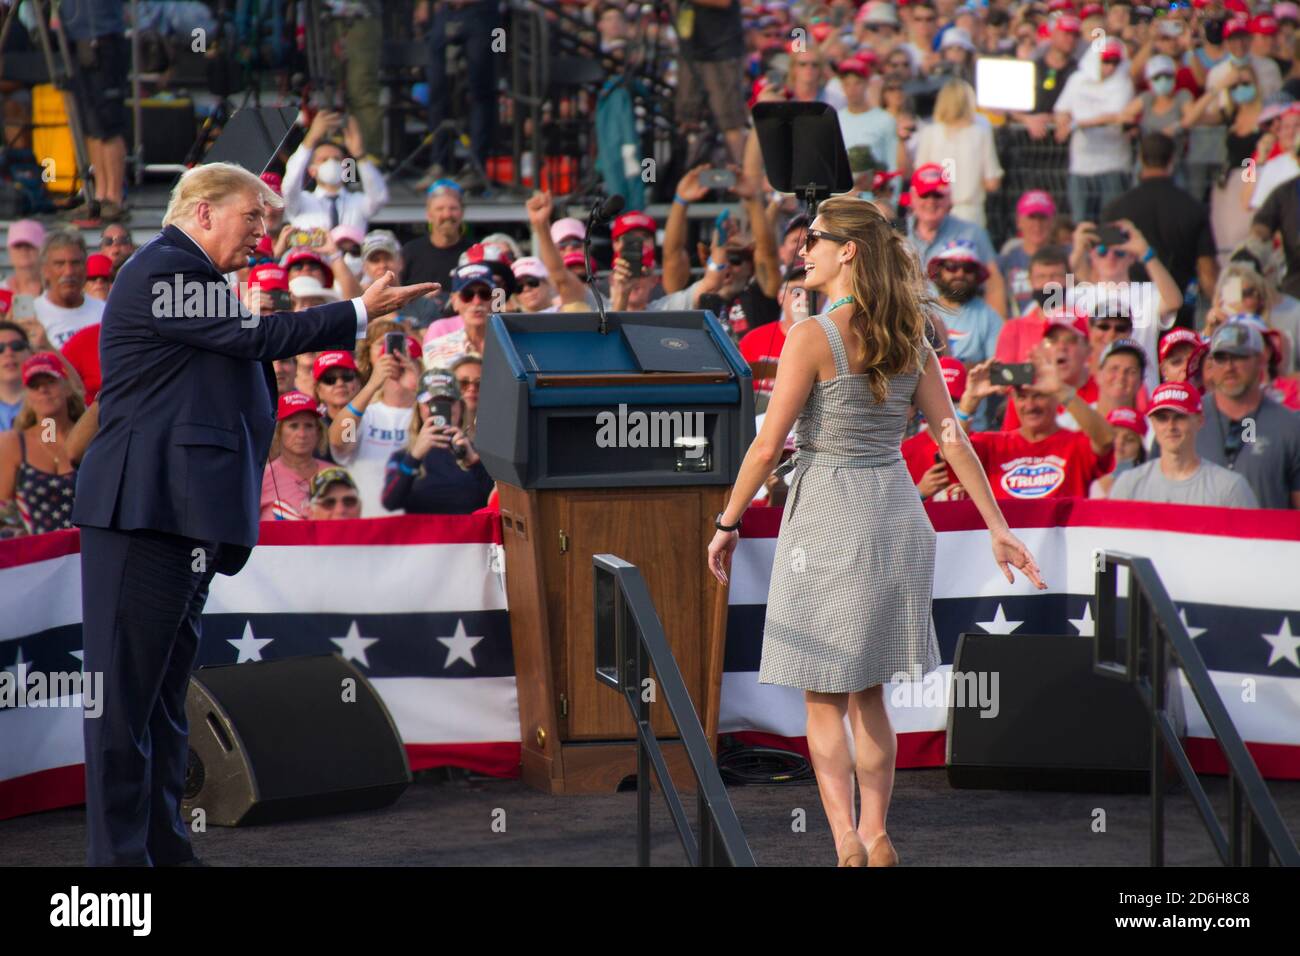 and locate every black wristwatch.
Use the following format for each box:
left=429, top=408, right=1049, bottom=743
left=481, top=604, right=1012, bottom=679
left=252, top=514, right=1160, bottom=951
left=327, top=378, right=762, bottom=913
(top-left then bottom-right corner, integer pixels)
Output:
left=715, top=512, right=740, bottom=532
